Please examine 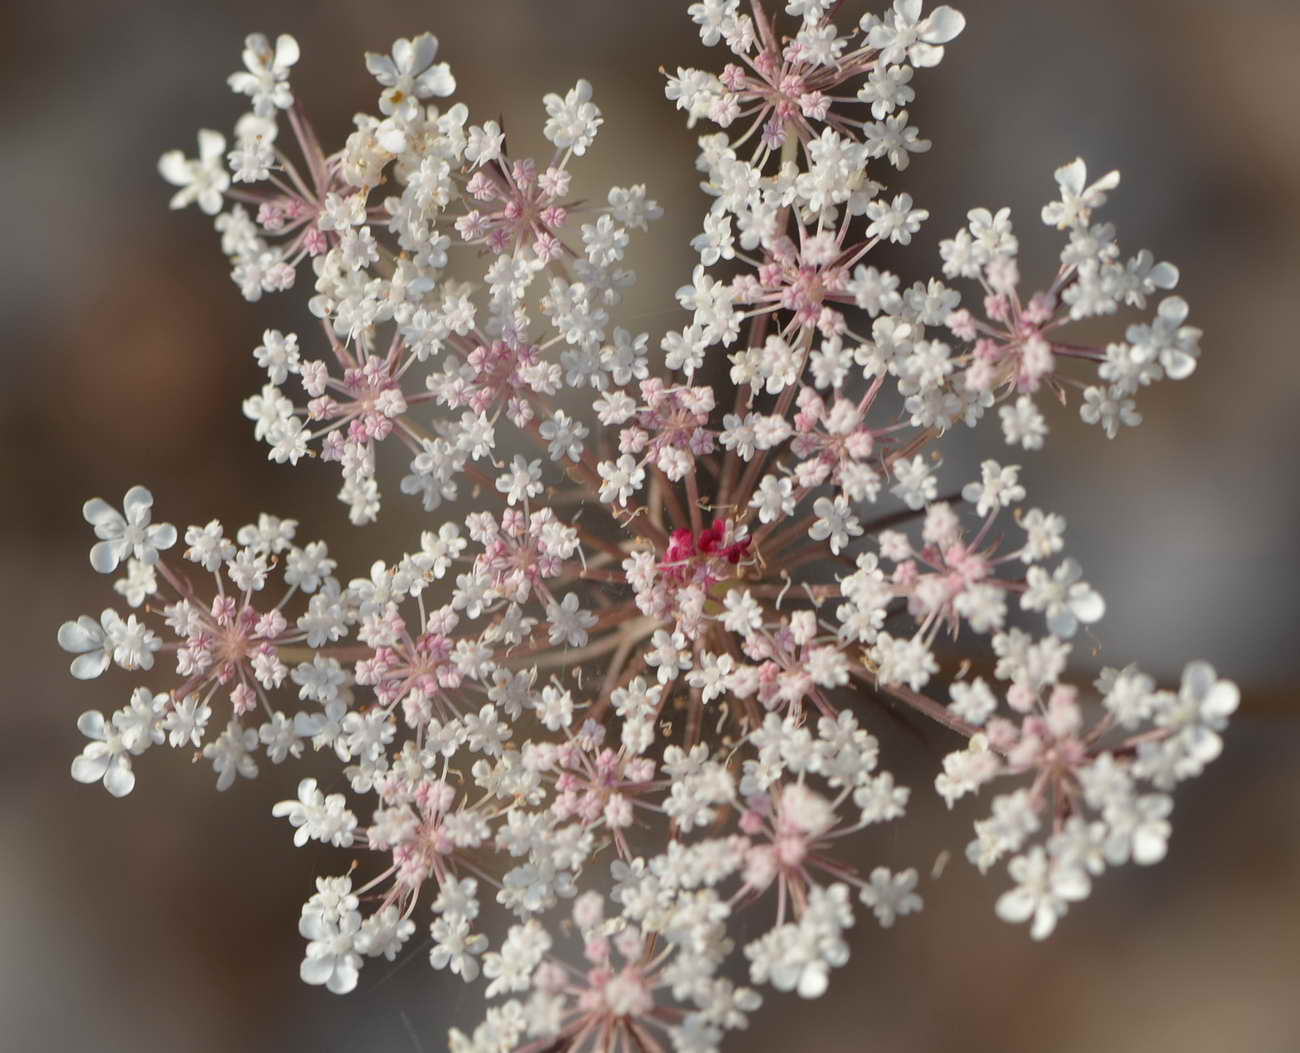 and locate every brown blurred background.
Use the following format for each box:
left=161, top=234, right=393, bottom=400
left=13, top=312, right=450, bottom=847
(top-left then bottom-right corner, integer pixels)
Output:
left=3, top=1, right=1298, bottom=1050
